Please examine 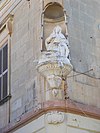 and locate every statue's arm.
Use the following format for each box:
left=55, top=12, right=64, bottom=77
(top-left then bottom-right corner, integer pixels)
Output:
left=46, top=34, right=55, bottom=44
